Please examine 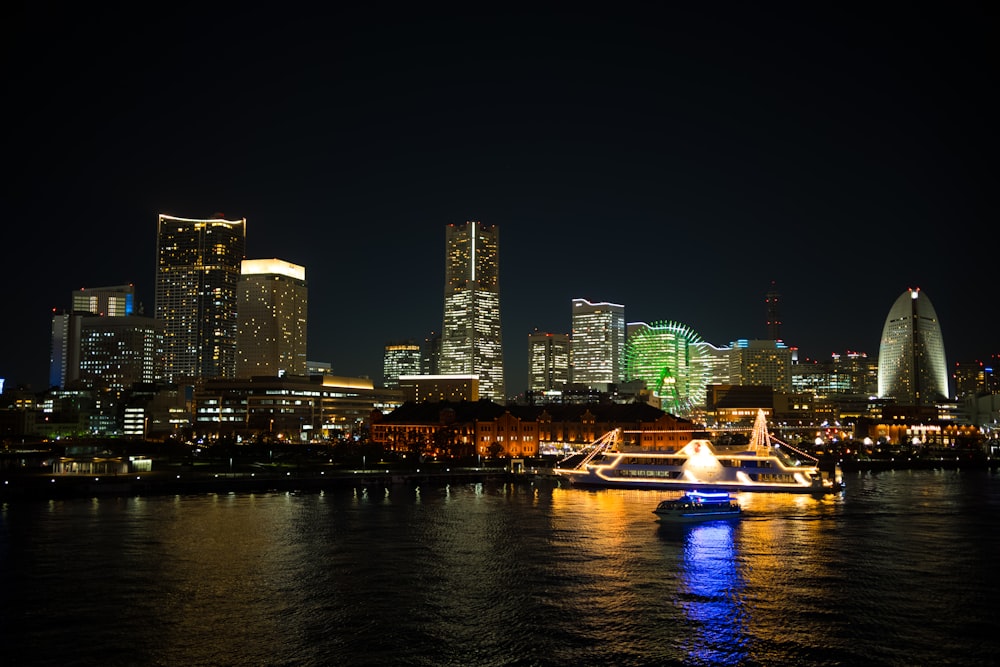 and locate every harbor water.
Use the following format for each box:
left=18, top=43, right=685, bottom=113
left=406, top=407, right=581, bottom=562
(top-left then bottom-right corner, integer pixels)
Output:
left=1, top=469, right=998, bottom=666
